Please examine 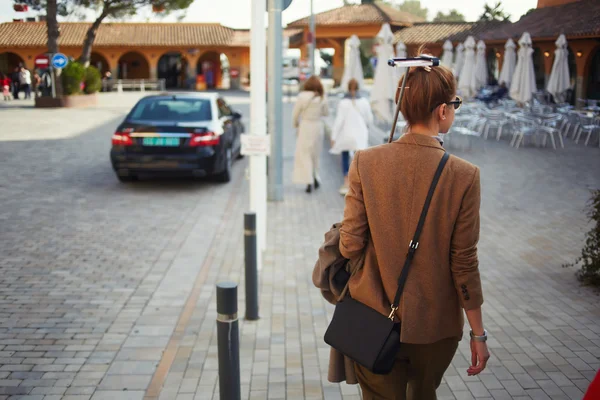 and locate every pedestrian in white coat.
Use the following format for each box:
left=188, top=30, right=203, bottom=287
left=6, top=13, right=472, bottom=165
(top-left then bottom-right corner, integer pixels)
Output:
left=330, top=78, right=373, bottom=195
left=292, top=76, right=330, bottom=193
